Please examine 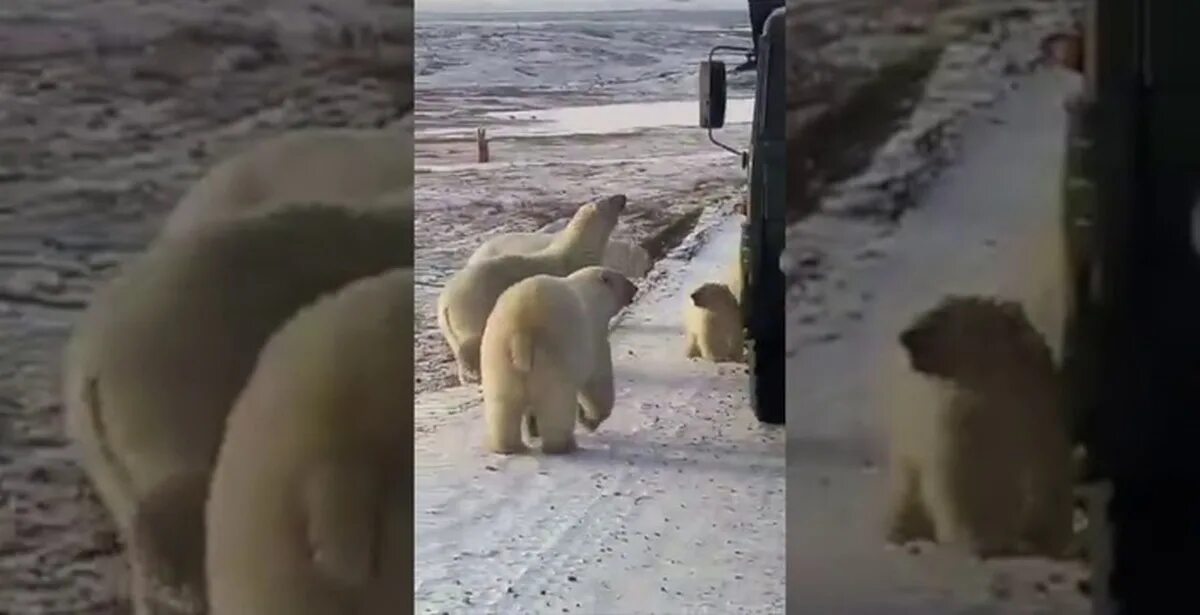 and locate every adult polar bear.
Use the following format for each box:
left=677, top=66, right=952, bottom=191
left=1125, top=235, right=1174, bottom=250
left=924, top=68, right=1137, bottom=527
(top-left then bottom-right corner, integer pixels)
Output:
left=437, top=194, right=626, bottom=384
left=206, top=268, right=413, bottom=615
left=468, top=229, right=652, bottom=280
left=481, top=266, right=638, bottom=454
left=62, top=204, right=413, bottom=615
left=157, top=114, right=413, bottom=241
